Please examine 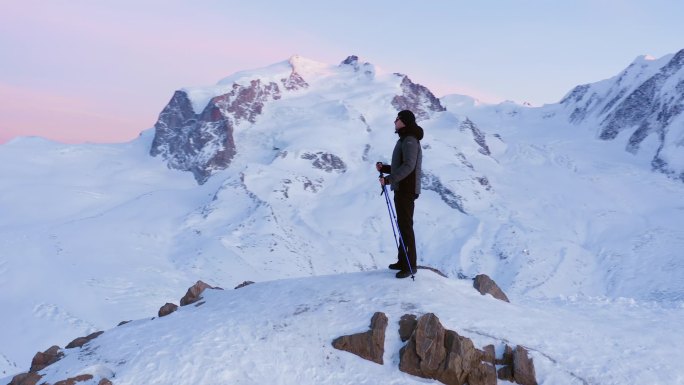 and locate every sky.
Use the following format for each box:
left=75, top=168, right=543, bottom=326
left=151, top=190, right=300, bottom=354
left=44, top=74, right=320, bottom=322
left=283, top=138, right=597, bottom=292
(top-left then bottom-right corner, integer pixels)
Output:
left=1, top=0, right=683, bottom=144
